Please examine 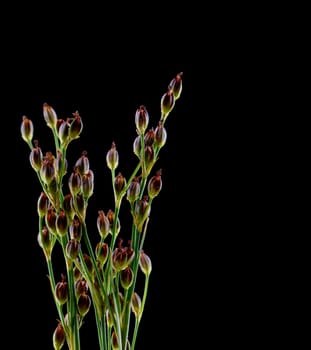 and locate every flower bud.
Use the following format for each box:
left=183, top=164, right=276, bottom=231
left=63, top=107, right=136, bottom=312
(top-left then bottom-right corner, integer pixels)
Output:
left=37, top=192, right=50, bottom=217
left=21, top=116, right=33, bottom=144
left=46, top=207, right=57, bottom=235
left=54, top=150, right=67, bottom=179
left=63, top=194, right=74, bottom=221
left=97, top=210, right=110, bottom=239
left=75, top=279, right=88, bottom=297
left=144, top=128, right=155, bottom=146
left=37, top=226, right=53, bottom=255
left=144, top=145, right=155, bottom=173
left=73, top=266, right=82, bottom=281
left=135, top=105, right=149, bottom=135
left=112, top=331, right=119, bottom=350
left=126, top=177, right=140, bottom=204
left=95, top=242, right=109, bottom=265
left=83, top=254, right=93, bottom=275
left=75, top=151, right=89, bottom=176
left=168, top=72, right=183, bottom=100
left=53, top=323, right=65, bottom=350
left=58, top=120, right=70, bottom=145
left=120, top=266, right=134, bottom=290
left=154, top=122, right=167, bottom=149
left=56, top=210, right=68, bottom=237
left=69, top=217, right=82, bottom=241
left=112, top=241, right=135, bottom=271
left=139, top=251, right=152, bottom=276
left=106, top=142, right=119, bottom=171
left=68, top=169, right=82, bottom=196
left=81, top=170, right=94, bottom=200
left=66, top=239, right=80, bottom=259
left=134, top=196, right=150, bottom=232
left=40, top=152, right=55, bottom=186
left=107, top=209, right=120, bottom=235
left=29, top=140, right=43, bottom=171
left=133, top=135, right=142, bottom=158
left=114, top=172, right=126, bottom=197
left=69, top=111, right=83, bottom=139
left=77, top=293, right=91, bottom=317
left=147, top=170, right=162, bottom=199
left=43, top=103, right=57, bottom=130
left=161, top=89, right=175, bottom=117
left=73, top=194, right=85, bottom=219
left=131, top=292, right=142, bottom=318
left=55, top=276, right=68, bottom=305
